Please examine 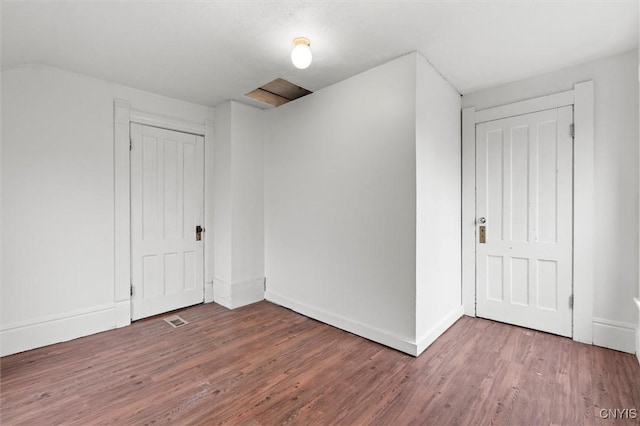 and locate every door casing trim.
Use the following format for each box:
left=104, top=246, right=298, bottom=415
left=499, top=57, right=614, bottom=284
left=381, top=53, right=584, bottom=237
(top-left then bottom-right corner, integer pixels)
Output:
left=114, top=99, right=214, bottom=327
left=461, top=81, right=594, bottom=344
